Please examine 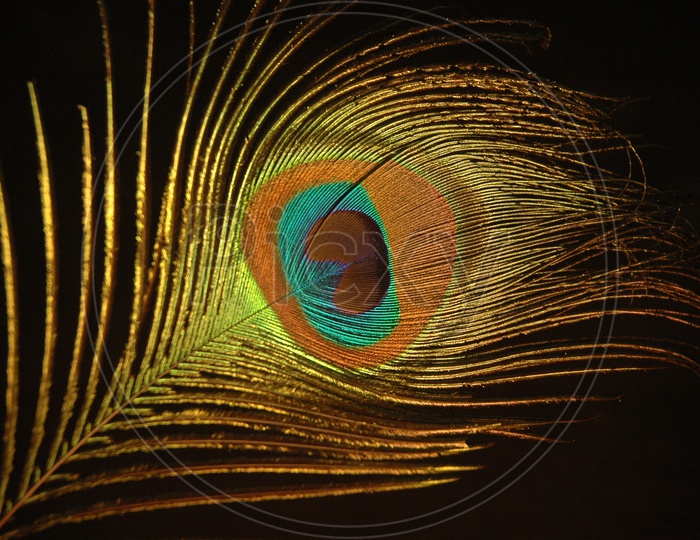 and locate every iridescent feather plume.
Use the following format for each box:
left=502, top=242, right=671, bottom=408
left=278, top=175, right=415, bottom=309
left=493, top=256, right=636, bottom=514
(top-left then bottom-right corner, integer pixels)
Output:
left=0, top=1, right=698, bottom=537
